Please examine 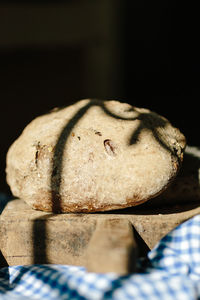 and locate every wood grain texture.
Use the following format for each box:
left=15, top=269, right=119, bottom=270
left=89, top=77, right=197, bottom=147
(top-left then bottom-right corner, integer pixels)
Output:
left=1, top=199, right=200, bottom=272
left=85, top=219, right=137, bottom=274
